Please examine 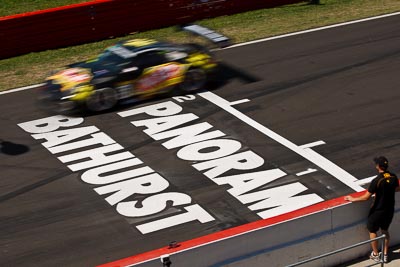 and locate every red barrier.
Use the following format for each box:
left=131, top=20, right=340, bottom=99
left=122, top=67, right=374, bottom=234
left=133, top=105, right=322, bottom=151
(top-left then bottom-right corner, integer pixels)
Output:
left=0, top=0, right=304, bottom=59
